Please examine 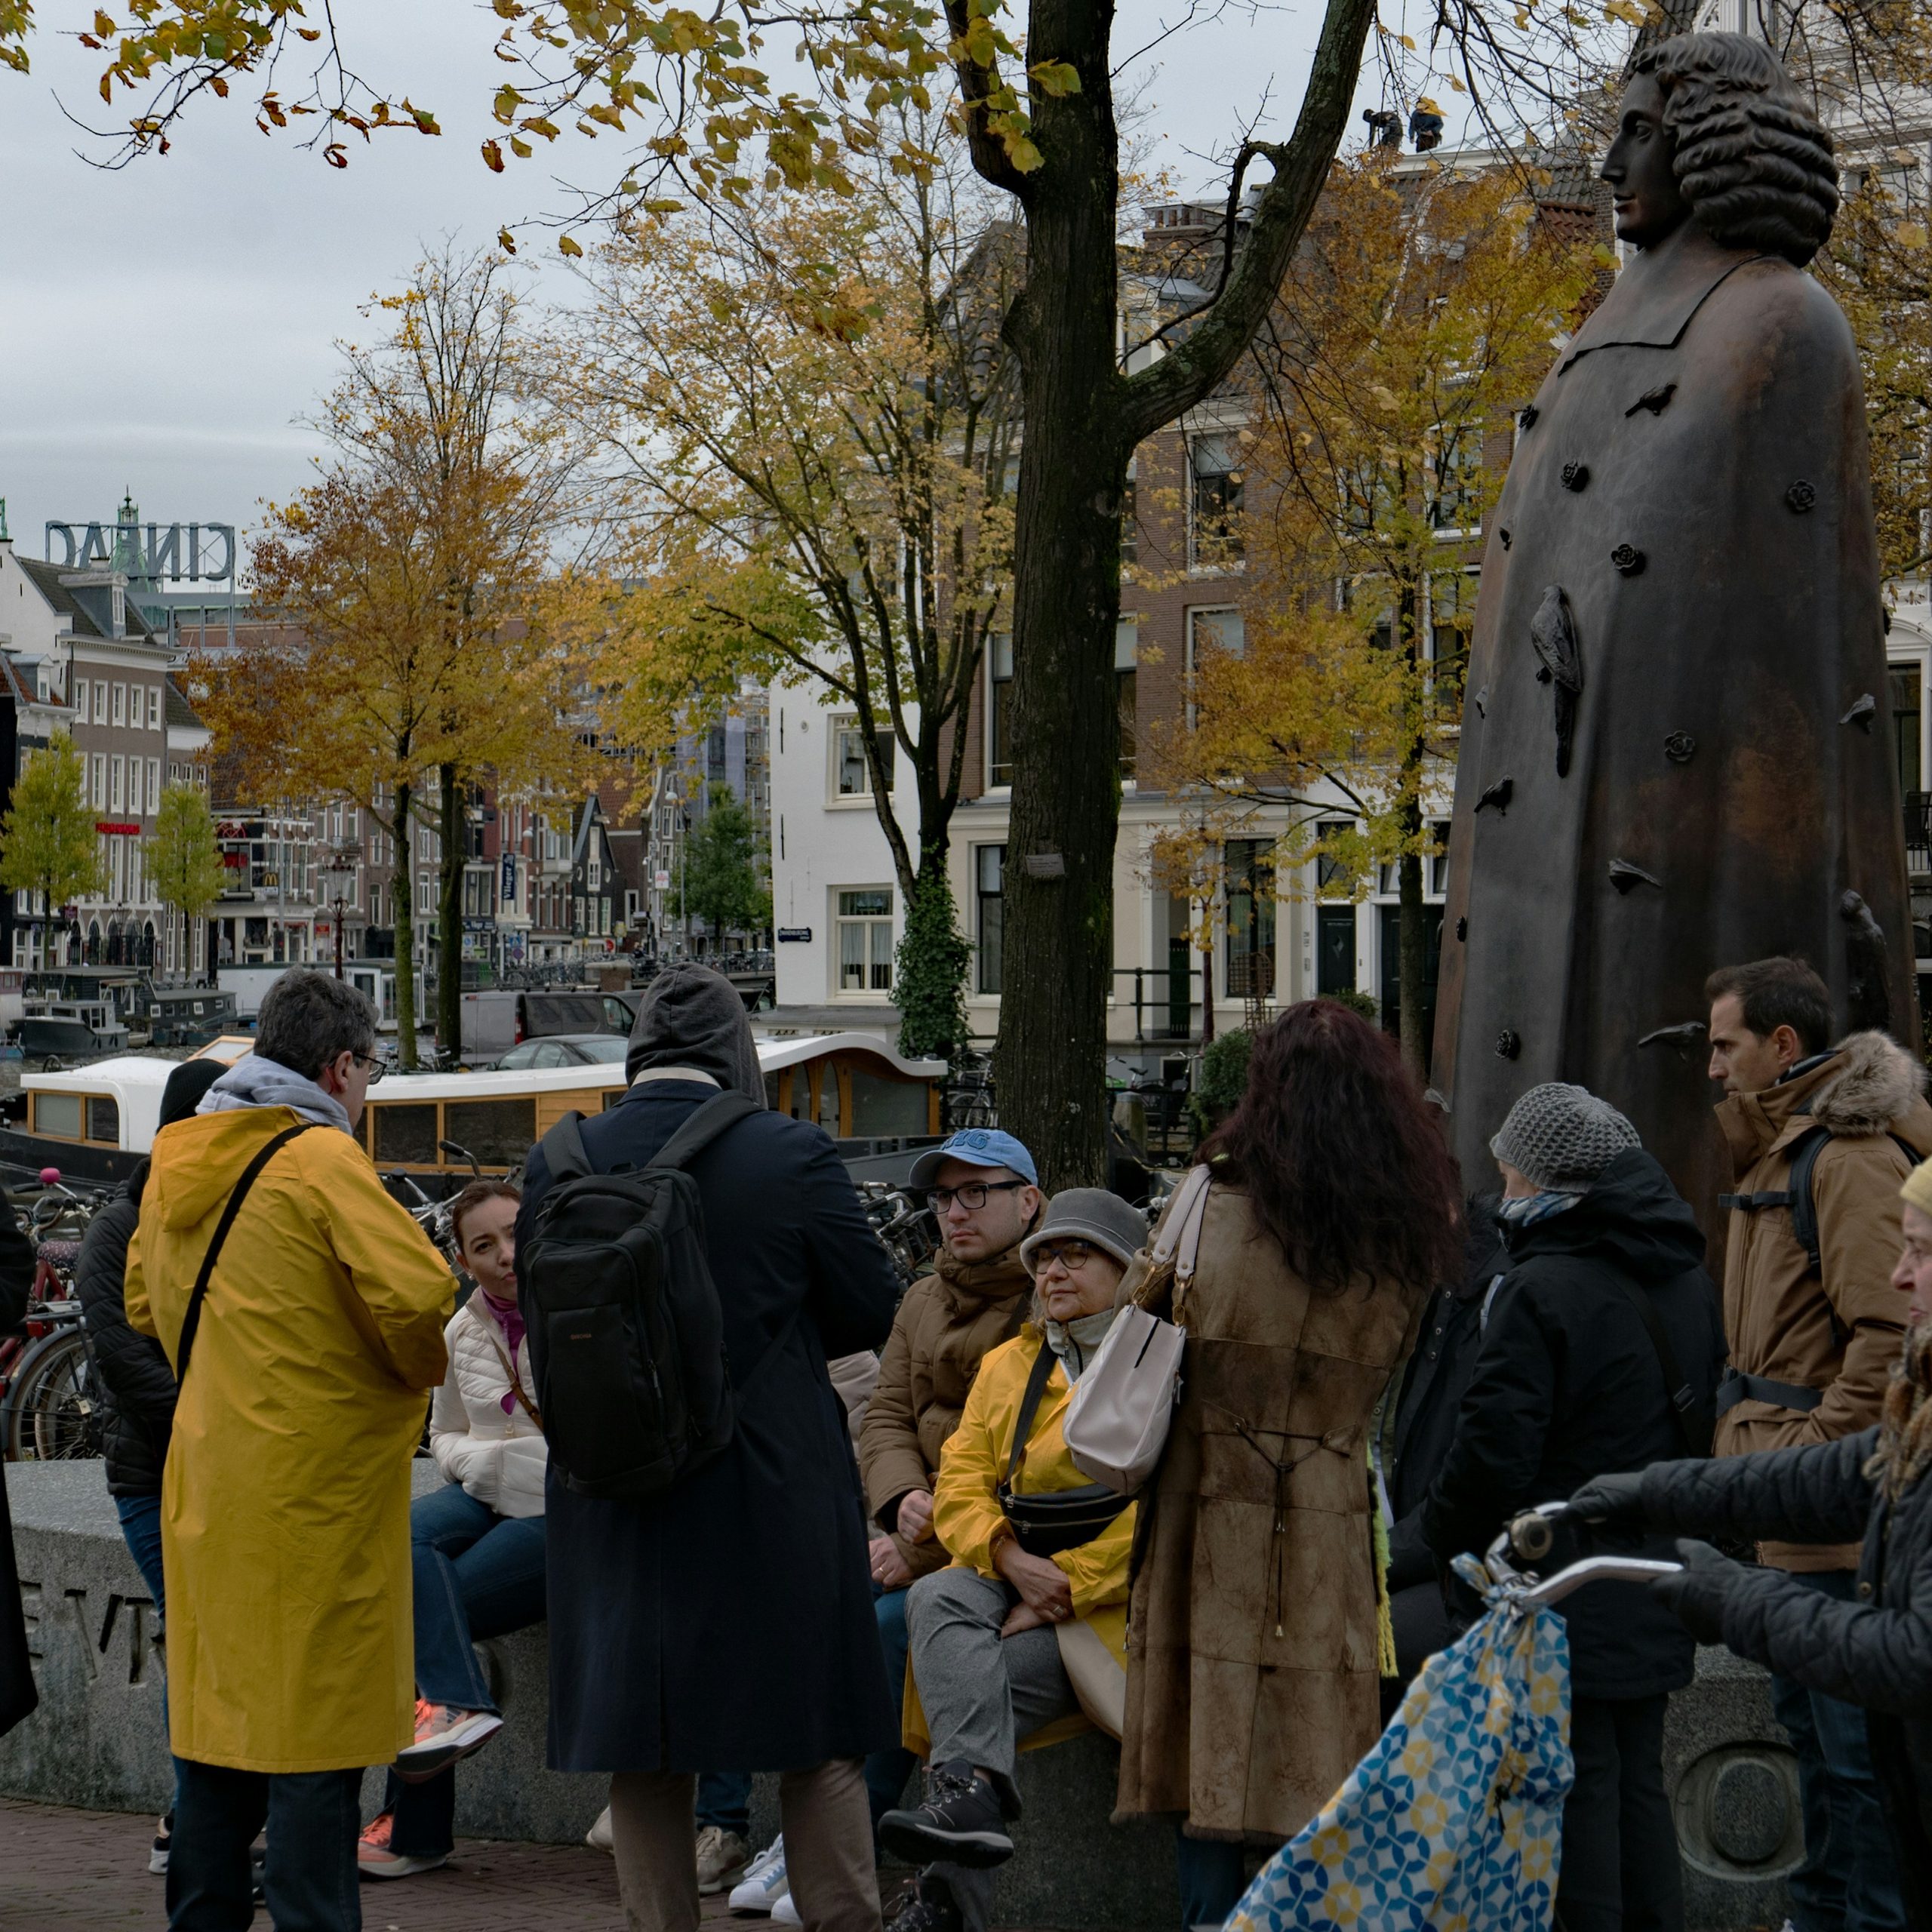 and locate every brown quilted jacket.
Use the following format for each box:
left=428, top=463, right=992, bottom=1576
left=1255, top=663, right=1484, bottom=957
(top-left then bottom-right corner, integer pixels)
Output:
left=857, top=1244, right=1030, bottom=1580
